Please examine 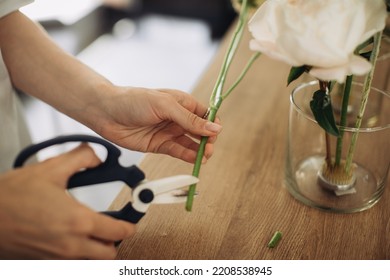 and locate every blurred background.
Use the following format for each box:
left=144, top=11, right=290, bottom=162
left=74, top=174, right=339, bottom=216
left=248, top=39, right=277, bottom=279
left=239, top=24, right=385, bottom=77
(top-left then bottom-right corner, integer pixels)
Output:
left=19, top=0, right=237, bottom=210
